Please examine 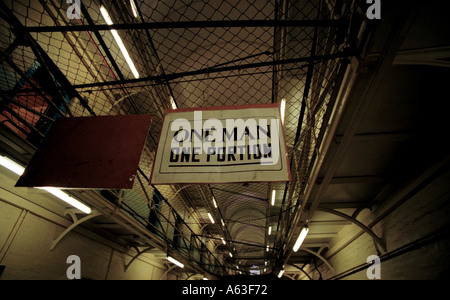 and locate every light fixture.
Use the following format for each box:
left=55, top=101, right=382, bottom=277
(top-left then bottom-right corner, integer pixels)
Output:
left=0, top=155, right=91, bottom=214
left=129, top=0, right=138, bottom=18
left=170, top=96, right=177, bottom=109
left=221, top=219, right=225, bottom=227
left=167, top=256, right=184, bottom=268
left=280, top=99, right=286, bottom=124
left=100, top=5, right=139, bottom=79
left=203, top=277, right=208, bottom=280
left=221, top=238, right=226, bottom=245
left=0, top=154, right=24, bottom=176
left=229, top=252, right=233, bottom=258
left=271, top=189, right=276, bottom=206
left=212, top=197, right=217, bottom=208
left=39, top=187, right=92, bottom=214
left=266, top=245, right=269, bottom=252
left=268, top=225, right=272, bottom=235
left=293, top=226, right=310, bottom=252
left=207, top=212, right=215, bottom=224
left=277, top=269, right=285, bottom=278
